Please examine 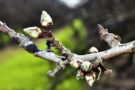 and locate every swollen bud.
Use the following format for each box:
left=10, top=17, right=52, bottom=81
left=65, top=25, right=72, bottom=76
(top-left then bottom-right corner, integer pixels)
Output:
left=81, top=61, right=92, bottom=72
left=76, top=70, right=84, bottom=80
left=89, top=47, right=98, bottom=53
left=104, top=69, right=112, bottom=77
left=23, top=27, right=42, bottom=38
left=40, top=11, right=53, bottom=27
left=70, top=59, right=82, bottom=68
left=85, top=73, right=96, bottom=87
